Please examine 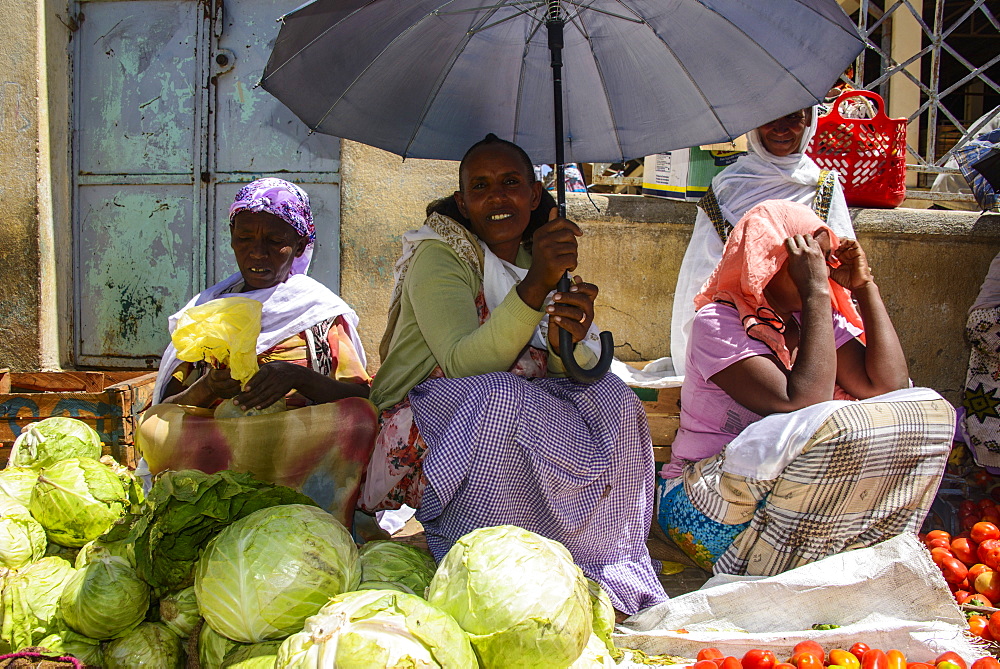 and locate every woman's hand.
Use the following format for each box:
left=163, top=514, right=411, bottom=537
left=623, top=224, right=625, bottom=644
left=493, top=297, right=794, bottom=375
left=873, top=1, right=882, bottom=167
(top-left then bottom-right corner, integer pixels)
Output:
left=547, top=275, right=598, bottom=354
left=231, top=361, right=304, bottom=411
left=785, top=233, right=831, bottom=299
left=517, top=208, right=582, bottom=310
left=203, top=367, right=242, bottom=399
left=829, top=238, right=874, bottom=292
